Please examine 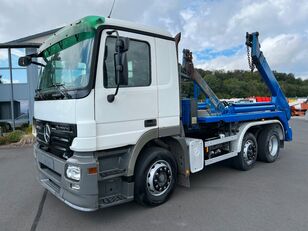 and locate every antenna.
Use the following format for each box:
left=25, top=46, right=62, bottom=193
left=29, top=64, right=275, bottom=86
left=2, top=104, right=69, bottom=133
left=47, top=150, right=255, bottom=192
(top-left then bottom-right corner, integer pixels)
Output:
left=108, top=0, right=116, bottom=18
